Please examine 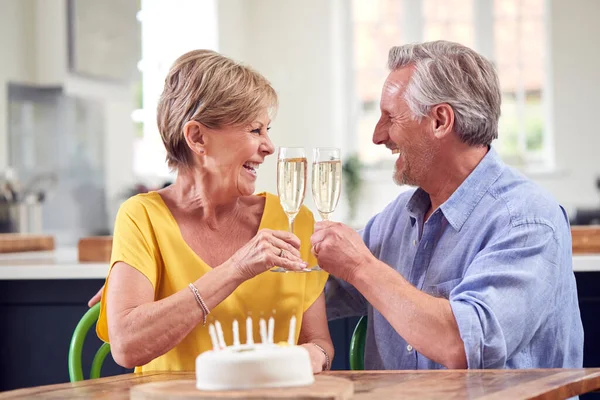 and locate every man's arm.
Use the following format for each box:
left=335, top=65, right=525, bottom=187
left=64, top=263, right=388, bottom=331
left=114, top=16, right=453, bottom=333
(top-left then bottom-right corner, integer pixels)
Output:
left=88, top=285, right=103, bottom=307
left=325, top=274, right=368, bottom=321
left=312, top=221, right=466, bottom=369
left=349, top=258, right=467, bottom=369
left=313, top=219, right=565, bottom=370
left=324, top=222, right=375, bottom=321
